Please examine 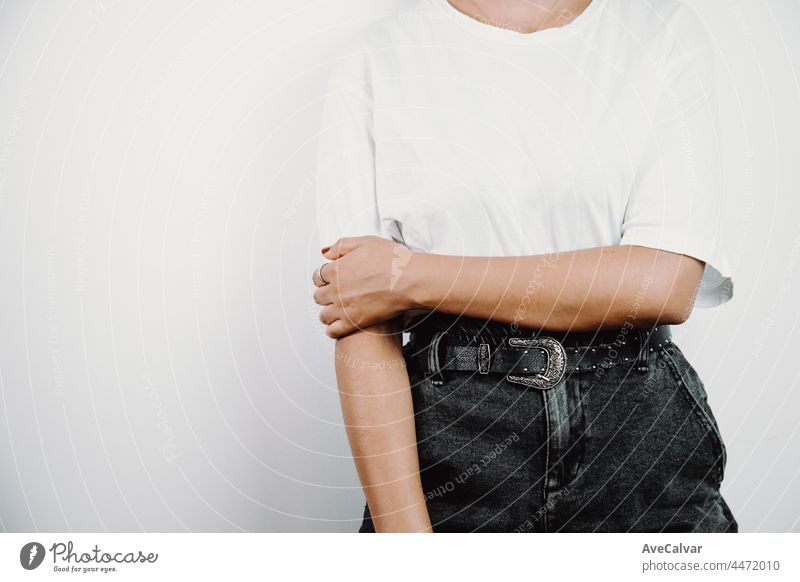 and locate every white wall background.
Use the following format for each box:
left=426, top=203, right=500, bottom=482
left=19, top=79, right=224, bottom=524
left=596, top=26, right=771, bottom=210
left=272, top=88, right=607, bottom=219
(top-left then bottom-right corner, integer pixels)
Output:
left=0, top=0, right=797, bottom=532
